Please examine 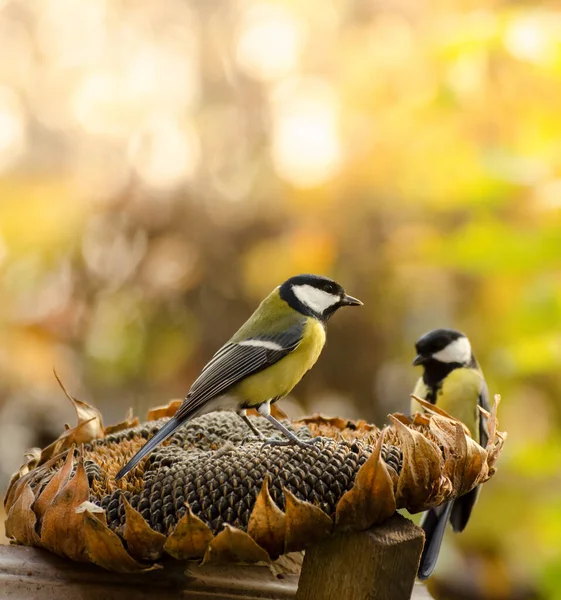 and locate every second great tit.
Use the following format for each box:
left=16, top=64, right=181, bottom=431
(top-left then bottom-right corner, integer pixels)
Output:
left=116, top=274, right=362, bottom=480
left=411, top=328, right=489, bottom=580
